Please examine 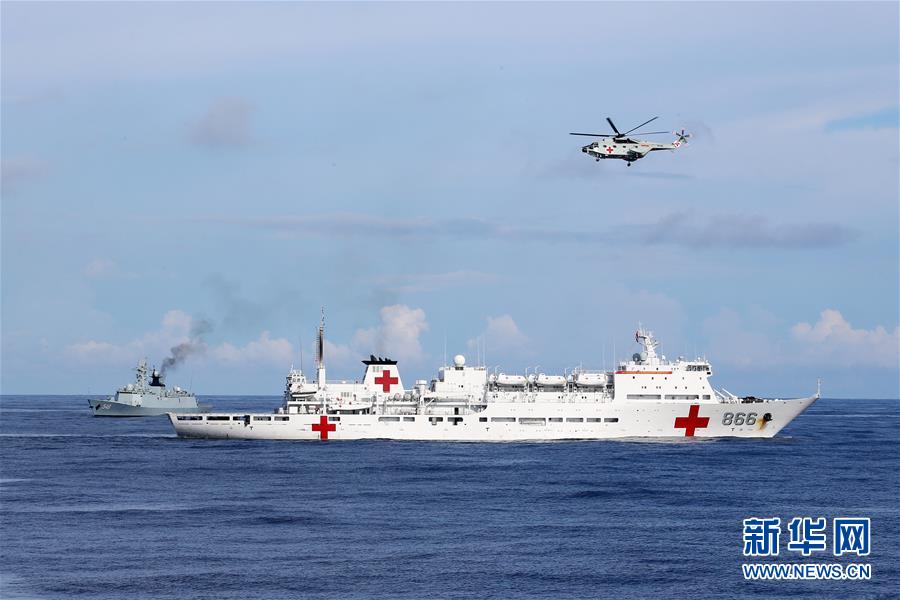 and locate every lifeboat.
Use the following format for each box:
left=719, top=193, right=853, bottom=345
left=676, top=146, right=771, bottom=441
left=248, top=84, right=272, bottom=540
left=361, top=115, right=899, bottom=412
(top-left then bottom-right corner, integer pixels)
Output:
left=574, top=372, right=607, bottom=387
left=495, top=374, right=527, bottom=387
left=536, top=374, right=566, bottom=387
